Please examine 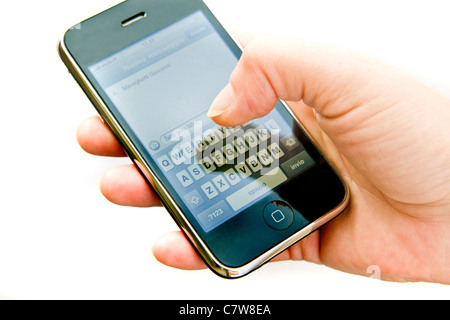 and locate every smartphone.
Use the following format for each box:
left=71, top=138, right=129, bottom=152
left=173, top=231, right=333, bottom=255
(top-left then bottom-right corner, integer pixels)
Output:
left=59, top=0, right=349, bottom=278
